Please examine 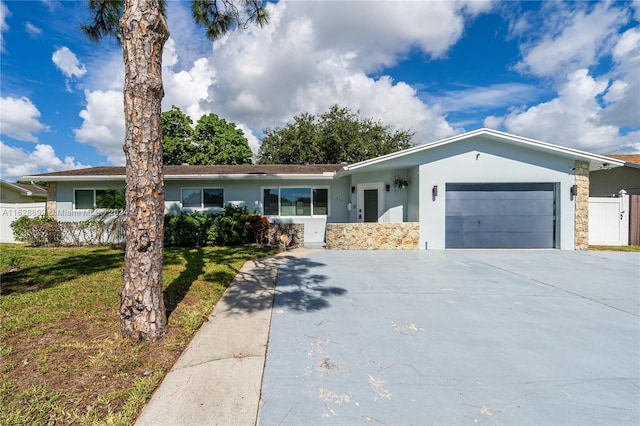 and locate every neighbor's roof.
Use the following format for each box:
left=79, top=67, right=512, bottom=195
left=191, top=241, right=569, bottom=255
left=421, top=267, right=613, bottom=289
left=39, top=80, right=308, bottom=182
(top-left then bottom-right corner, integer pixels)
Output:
left=341, top=128, right=625, bottom=174
left=604, top=154, right=640, bottom=167
left=0, top=180, right=47, bottom=197
left=23, top=164, right=346, bottom=182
